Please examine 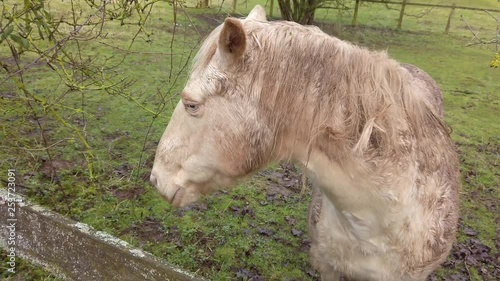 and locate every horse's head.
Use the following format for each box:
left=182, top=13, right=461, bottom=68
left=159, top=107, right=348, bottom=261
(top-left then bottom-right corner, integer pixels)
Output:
left=150, top=6, right=272, bottom=207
